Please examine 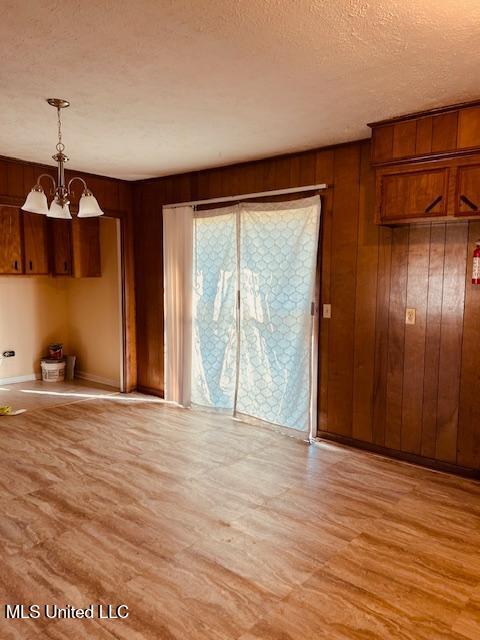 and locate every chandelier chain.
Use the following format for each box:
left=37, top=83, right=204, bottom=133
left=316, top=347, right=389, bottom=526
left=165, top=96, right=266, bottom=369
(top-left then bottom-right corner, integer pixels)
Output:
left=56, top=107, right=65, bottom=153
